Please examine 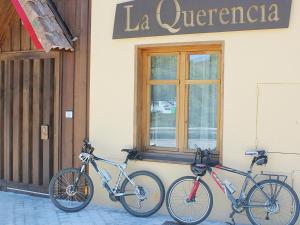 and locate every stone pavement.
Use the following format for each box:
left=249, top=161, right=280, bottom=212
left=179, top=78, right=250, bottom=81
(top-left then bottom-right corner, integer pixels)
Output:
left=0, top=191, right=226, bottom=225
